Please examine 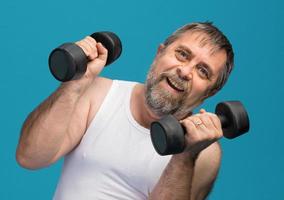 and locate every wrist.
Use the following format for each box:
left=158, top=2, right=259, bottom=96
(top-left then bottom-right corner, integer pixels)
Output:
left=59, top=75, right=93, bottom=95
left=171, top=151, right=198, bottom=167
